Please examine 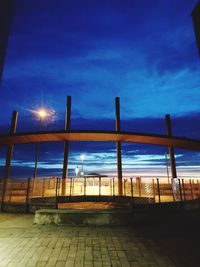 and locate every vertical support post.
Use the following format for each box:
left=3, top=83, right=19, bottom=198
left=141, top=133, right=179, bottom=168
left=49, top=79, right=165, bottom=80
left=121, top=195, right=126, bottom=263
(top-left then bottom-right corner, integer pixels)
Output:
left=72, top=178, right=75, bottom=195
left=55, top=177, right=59, bottom=209
left=171, top=178, right=175, bottom=202
left=130, top=178, right=133, bottom=197
left=25, top=178, right=31, bottom=213
left=156, top=178, right=161, bottom=203
left=197, top=179, right=200, bottom=197
left=165, top=153, right=170, bottom=184
left=182, top=179, right=186, bottom=201
left=152, top=179, right=156, bottom=202
left=112, top=178, right=115, bottom=196
left=1, top=111, right=18, bottom=212
left=42, top=178, right=45, bottom=198
left=165, top=114, right=177, bottom=179
left=137, top=177, right=142, bottom=197
left=123, top=179, right=127, bottom=196
left=62, top=96, right=71, bottom=195
left=99, top=176, right=101, bottom=196
left=190, top=179, right=194, bottom=200
left=192, top=179, right=195, bottom=199
left=69, top=177, right=72, bottom=196
left=84, top=177, right=86, bottom=196
left=178, top=179, right=183, bottom=202
left=33, top=143, right=39, bottom=182
left=110, top=178, right=112, bottom=195
left=115, top=97, right=123, bottom=196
